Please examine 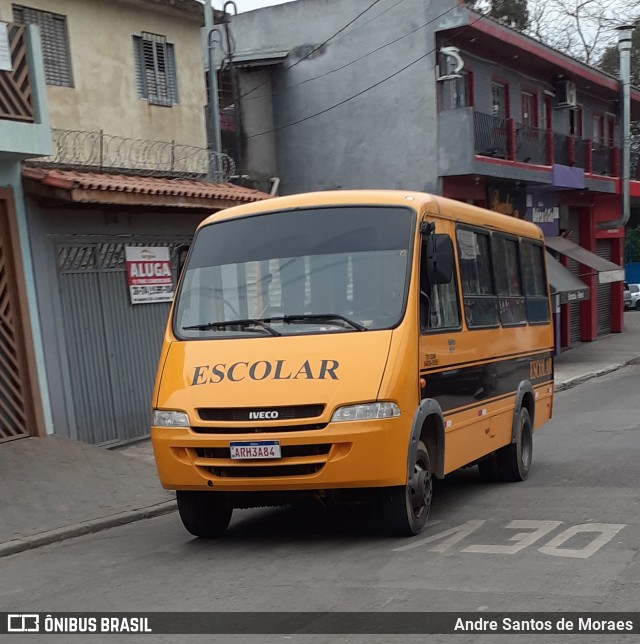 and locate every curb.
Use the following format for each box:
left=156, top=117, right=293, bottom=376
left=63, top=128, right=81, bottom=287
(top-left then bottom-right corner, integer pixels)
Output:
left=555, top=356, right=640, bottom=393
left=0, top=500, right=176, bottom=559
